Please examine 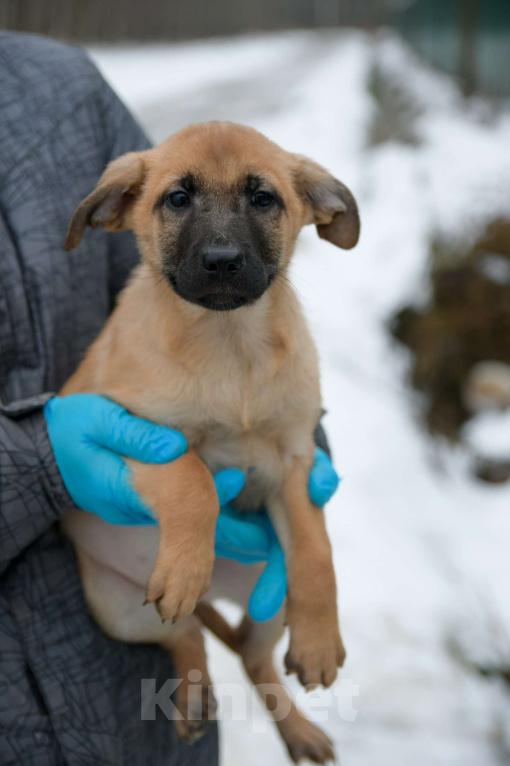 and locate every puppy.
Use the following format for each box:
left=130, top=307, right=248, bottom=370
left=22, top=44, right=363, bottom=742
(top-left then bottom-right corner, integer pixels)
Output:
left=61, top=122, right=359, bottom=762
